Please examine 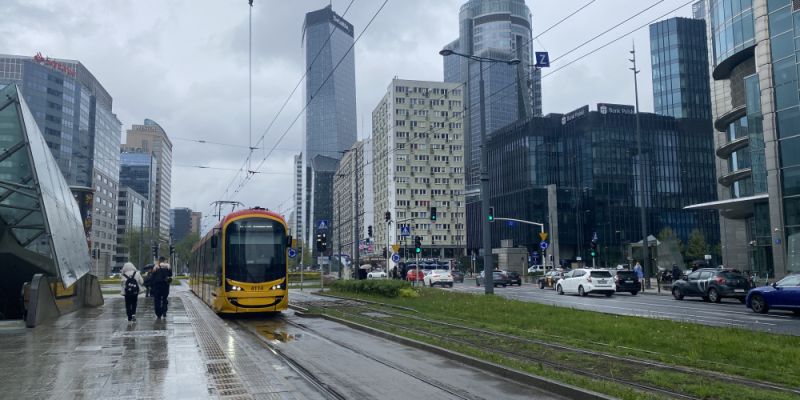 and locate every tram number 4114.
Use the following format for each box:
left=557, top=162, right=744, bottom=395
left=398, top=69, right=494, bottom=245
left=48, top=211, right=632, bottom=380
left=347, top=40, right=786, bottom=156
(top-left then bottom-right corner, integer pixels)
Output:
left=251, top=285, right=264, bottom=291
